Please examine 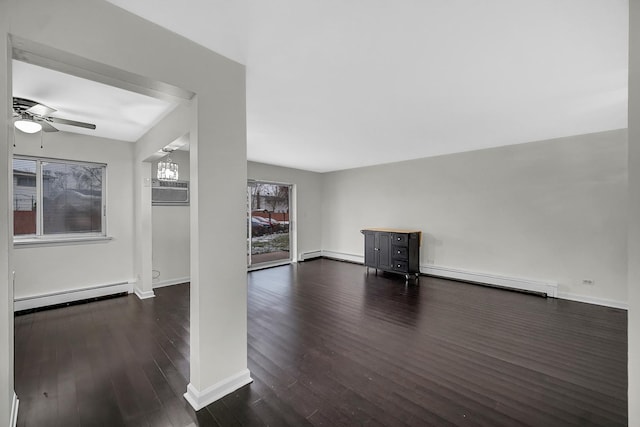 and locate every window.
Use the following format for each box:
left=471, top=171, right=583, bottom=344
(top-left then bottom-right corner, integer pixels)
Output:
left=13, top=156, right=106, bottom=240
